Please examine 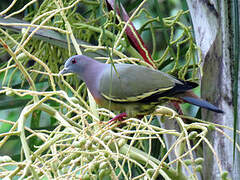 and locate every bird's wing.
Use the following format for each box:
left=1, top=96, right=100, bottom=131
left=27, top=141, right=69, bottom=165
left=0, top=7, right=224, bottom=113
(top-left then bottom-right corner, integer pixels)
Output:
left=99, top=64, right=183, bottom=102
